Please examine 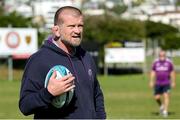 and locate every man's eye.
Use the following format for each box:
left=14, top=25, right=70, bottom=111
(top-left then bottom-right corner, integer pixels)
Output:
left=78, top=25, right=84, bottom=28
left=68, top=25, right=75, bottom=28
